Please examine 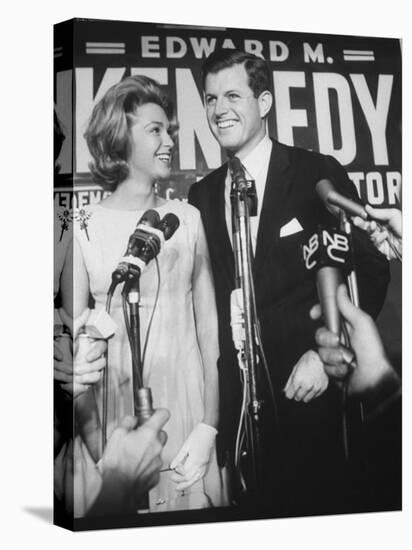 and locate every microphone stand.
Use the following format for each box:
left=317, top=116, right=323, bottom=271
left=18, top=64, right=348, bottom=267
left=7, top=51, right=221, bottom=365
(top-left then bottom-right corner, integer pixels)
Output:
left=230, top=169, right=263, bottom=500
left=338, top=210, right=362, bottom=457
left=122, top=270, right=152, bottom=513
left=123, top=275, right=143, bottom=405
left=106, top=214, right=179, bottom=511
left=339, top=211, right=360, bottom=307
